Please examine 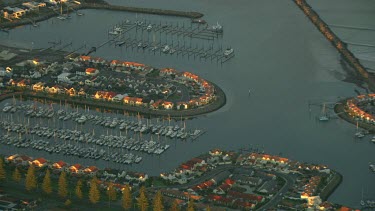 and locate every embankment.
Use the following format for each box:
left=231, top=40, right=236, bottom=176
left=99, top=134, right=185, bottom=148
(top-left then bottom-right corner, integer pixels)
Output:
left=293, top=0, right=370, bottom=82
left=320, top=171, right=343, bottom=201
